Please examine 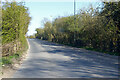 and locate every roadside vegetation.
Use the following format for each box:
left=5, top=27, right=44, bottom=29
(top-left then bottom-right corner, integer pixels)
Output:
left=1, top=1, right=31, bottom=66
left=27, top=35, right=36, bottom=39
left=35, top=2, right=120, bottom=56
